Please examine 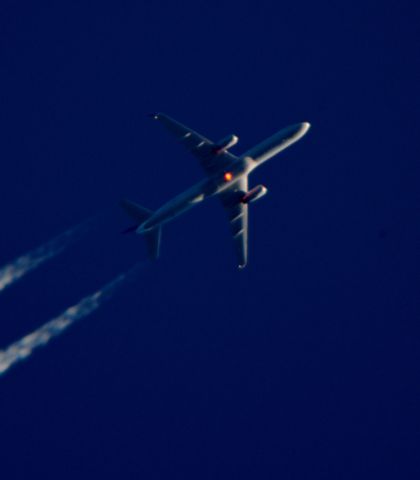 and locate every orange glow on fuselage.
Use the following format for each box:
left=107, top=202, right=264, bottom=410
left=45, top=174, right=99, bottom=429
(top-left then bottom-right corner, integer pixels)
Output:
left=224, top=172, right=233, bottom=182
